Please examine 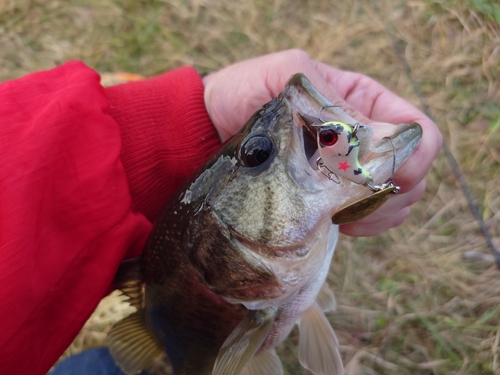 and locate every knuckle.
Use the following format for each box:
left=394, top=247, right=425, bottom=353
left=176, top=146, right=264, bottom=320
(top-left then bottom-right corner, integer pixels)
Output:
left=284, top=49, right=311, bottom=67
